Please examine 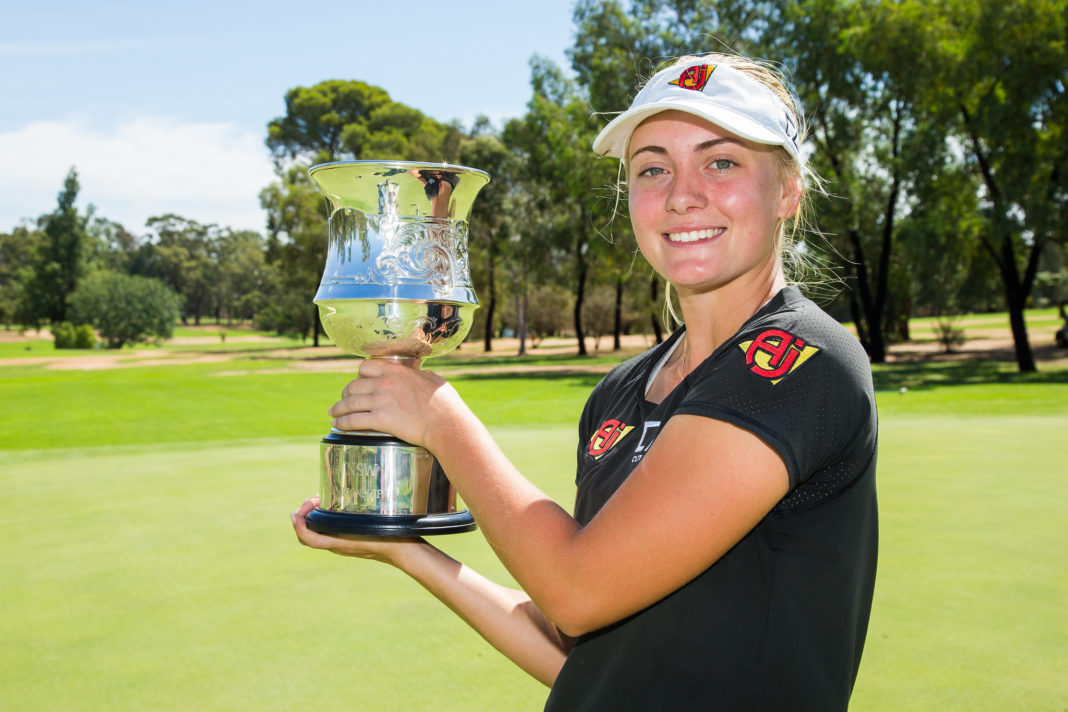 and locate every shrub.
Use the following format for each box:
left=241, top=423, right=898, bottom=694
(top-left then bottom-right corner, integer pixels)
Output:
left=53, top=321, right=76, bottom=349
left=69, top=272, right=182, bottom=349
left=935, top=318, right=966, bottom=353
left=74, top=323, right=96, bottom=349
